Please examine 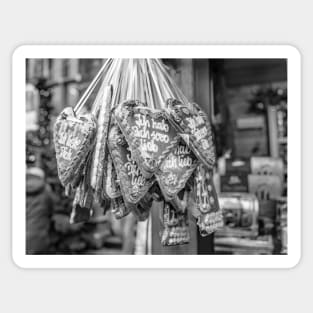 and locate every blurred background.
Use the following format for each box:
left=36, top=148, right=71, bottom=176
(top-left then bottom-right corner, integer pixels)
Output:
left=26, top=58, right=287, bottom=255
